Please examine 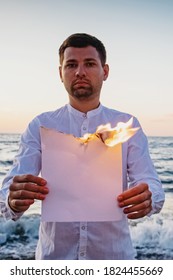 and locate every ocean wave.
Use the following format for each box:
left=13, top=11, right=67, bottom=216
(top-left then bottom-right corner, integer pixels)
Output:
left=0, top=141, right=19, bottom=145
left=0, top=214, right=40, bottom=260
left=161, top=157, right=173, bottom=161
left=130, top=216, right=173, bottom=260
left=163, top=170, right=173, bottom=175
left=161, top=179, right=173, bottom=185
left=163, top=187, right=173, bottom=193
left=0, top=212, right=173, bottom=260
left=0, top=172, right=6, bottom=176
left=153, top=157, right=173, bottom=162
left=157, top=170, right=173, bottom=175
left=0, top=215, right=40, bottom=244
left=0, top=160, right=13, bottom=166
